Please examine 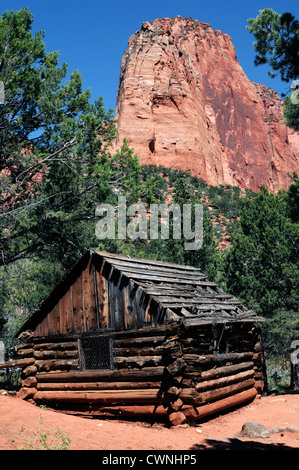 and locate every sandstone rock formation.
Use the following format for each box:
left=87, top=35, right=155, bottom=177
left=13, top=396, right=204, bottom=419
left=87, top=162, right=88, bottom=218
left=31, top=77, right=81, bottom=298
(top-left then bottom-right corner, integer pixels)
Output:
left=114, top=16, right=299, bottom=192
